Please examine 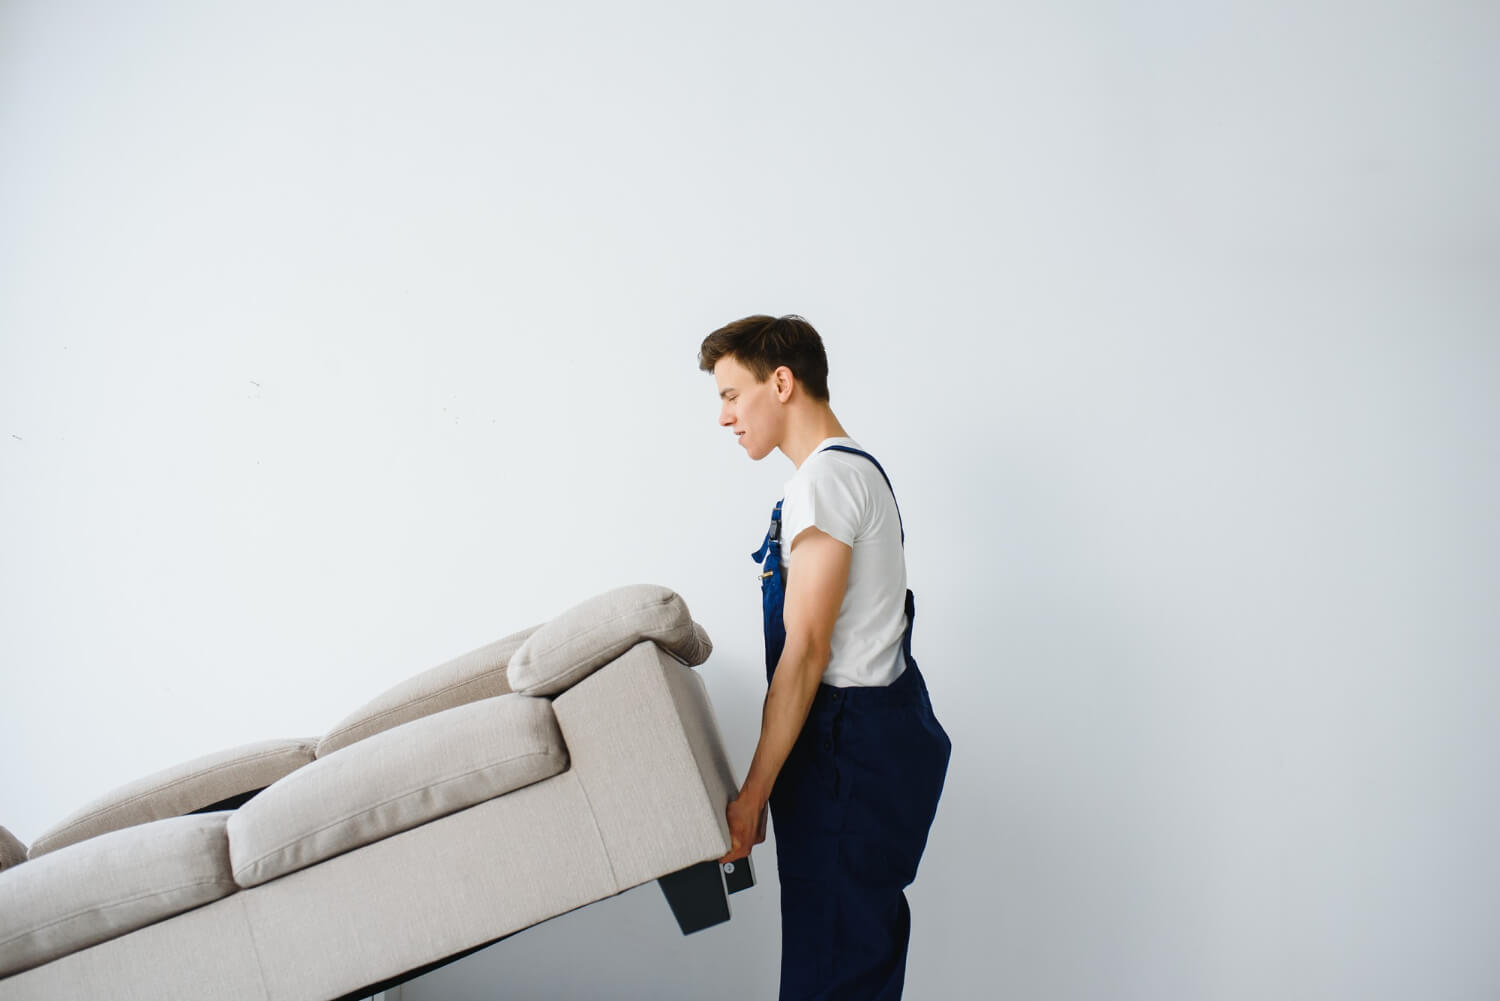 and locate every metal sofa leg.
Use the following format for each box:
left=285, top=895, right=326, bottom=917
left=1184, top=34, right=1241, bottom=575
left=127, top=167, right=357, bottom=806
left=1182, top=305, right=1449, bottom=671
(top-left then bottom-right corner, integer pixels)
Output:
left=658, top=857, right=754, bottom=934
